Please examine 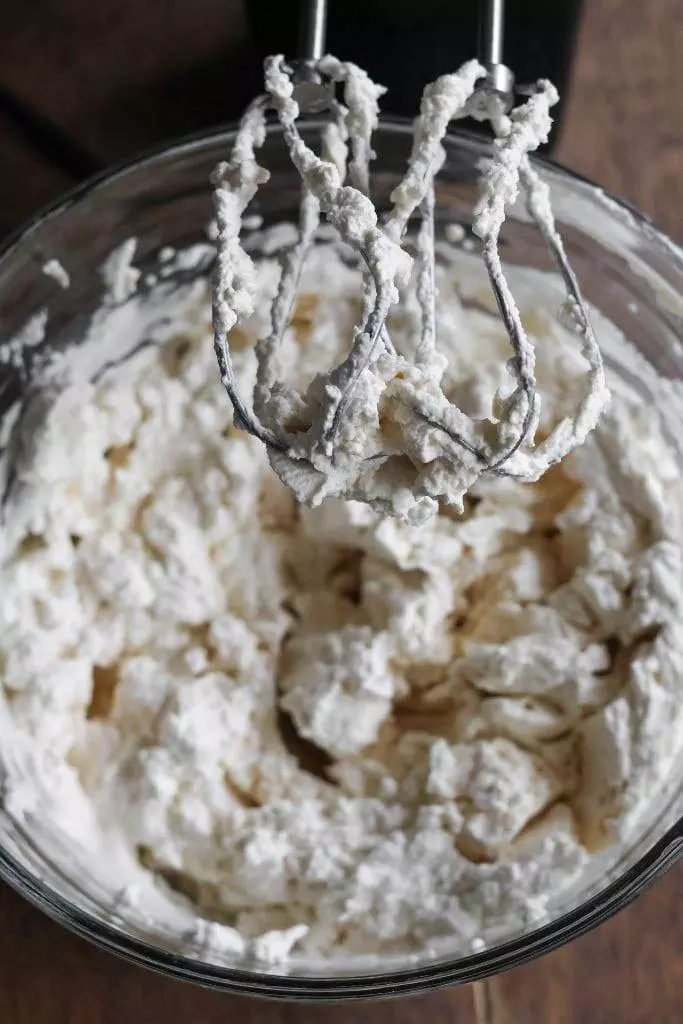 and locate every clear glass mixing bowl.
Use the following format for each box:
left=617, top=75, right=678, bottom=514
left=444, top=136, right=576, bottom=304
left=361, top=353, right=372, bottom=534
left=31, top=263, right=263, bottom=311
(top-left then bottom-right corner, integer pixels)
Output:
left=0, top=121, right=682, bottom=1001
